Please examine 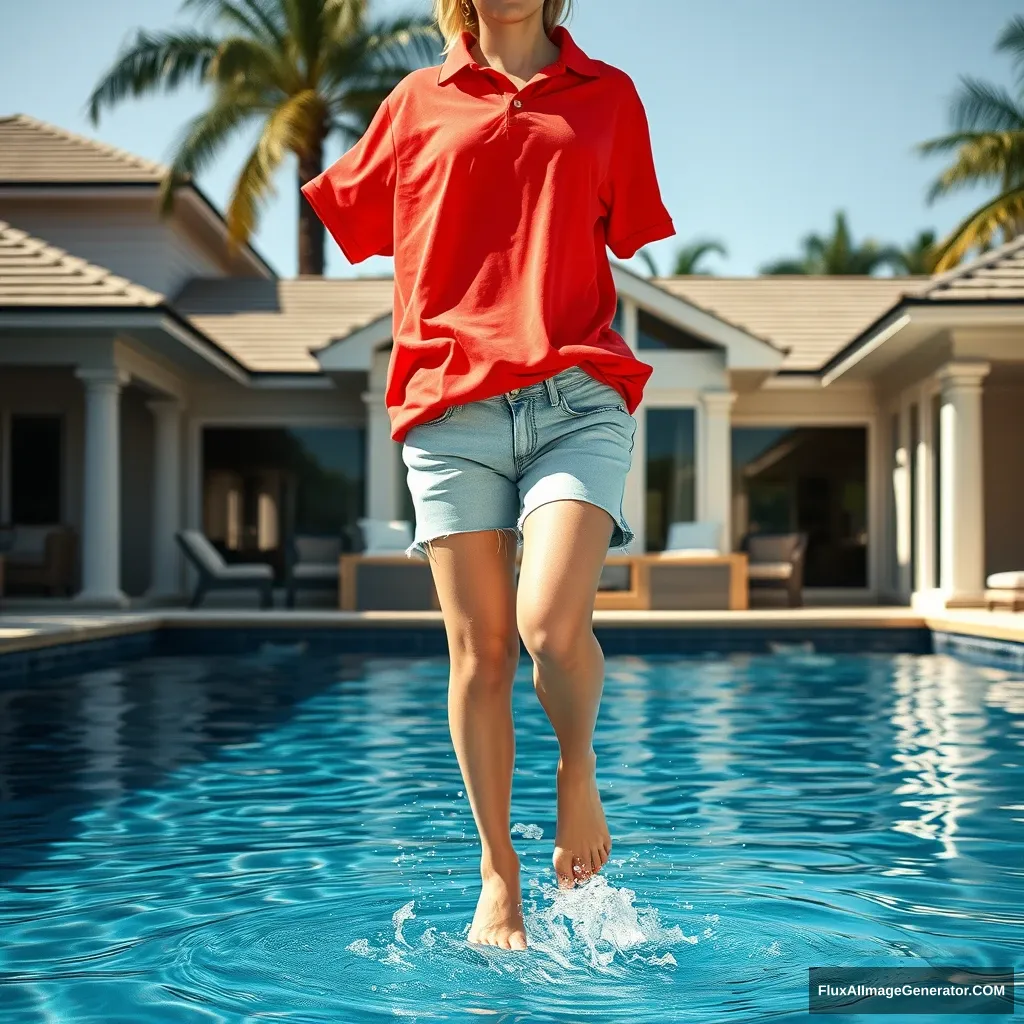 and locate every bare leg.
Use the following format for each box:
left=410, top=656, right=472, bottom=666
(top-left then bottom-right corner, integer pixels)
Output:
left=427, top=530, right=526, bottom=949
left=517, top=500, right=614, bottom=888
